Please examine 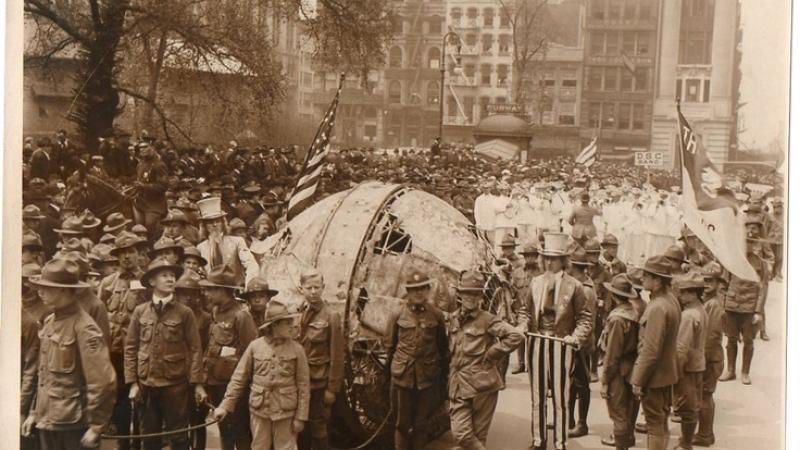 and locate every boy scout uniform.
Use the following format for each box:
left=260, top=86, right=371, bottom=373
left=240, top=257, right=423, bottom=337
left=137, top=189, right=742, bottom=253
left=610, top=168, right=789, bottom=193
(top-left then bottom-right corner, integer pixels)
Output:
left=695, top=265, right=726, bottom=446
left=297, top=298, right=345, bottom=449
left=447, top=271, right=523, bottom=450
left=219, top=301, right=311, bottom=450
